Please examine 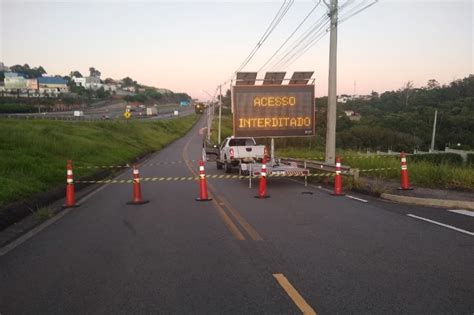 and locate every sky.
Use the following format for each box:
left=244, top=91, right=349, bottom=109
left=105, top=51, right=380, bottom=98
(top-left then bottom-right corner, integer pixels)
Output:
left=1, top=0, right=472, bottom=100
